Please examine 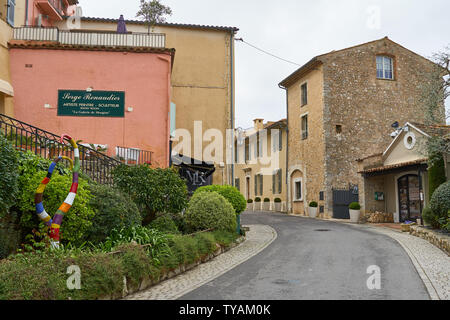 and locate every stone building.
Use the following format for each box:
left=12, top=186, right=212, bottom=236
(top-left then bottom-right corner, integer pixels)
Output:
left=234, top=118, right=288, bottom=212
left=279, top=37, right=444, bottom=218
